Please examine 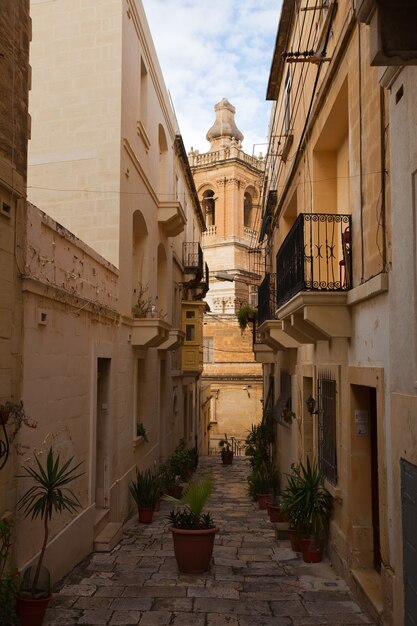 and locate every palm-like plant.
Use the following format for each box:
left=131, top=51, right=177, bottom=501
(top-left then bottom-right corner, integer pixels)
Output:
left=281, top=458, right=332, bottom=537
left=17, top=447, right=83, bottom=597
left=164, top=476, right=214, bottom=529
